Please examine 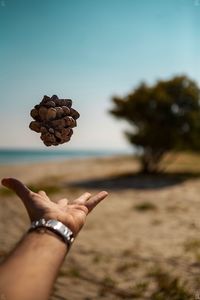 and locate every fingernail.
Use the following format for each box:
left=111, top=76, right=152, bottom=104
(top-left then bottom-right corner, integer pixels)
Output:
left=102, top=191, right=108, bottom=195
